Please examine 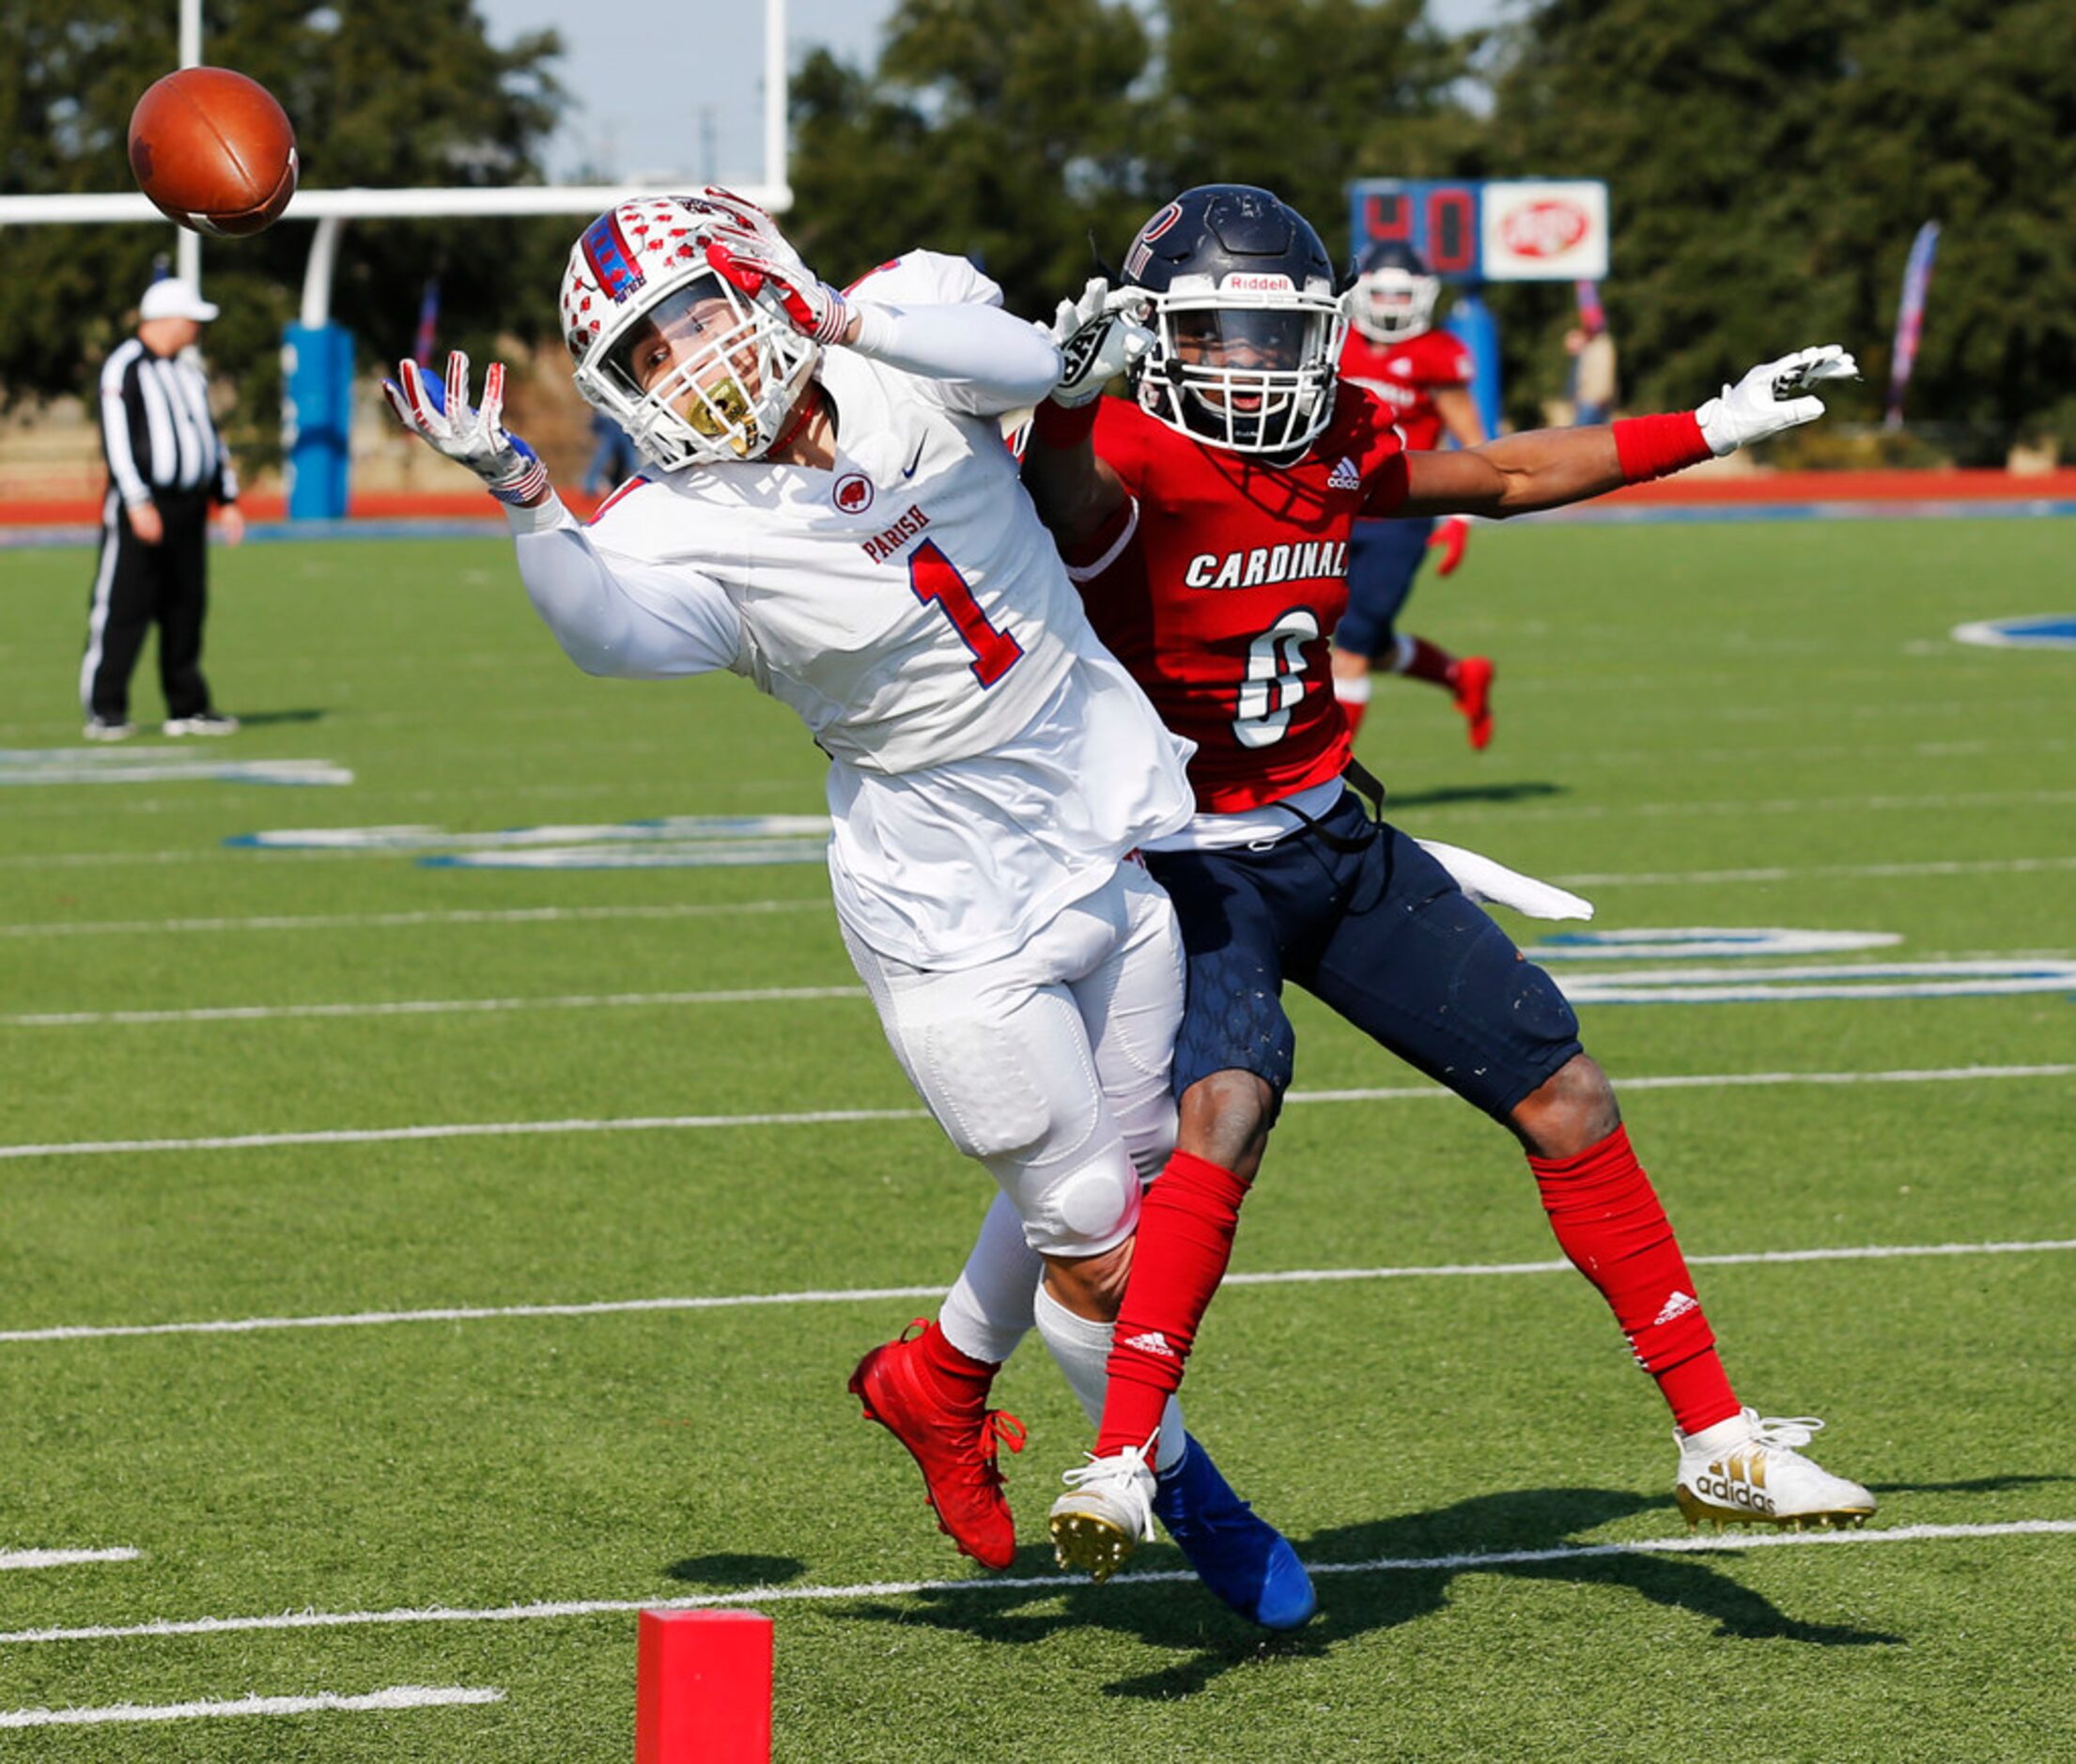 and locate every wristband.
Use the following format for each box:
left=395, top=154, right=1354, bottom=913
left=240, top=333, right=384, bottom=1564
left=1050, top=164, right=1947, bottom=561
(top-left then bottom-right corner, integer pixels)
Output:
left=1612, top=412, right=1712, bottom=483
left=1030, top=396, right=1101, bottom=449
